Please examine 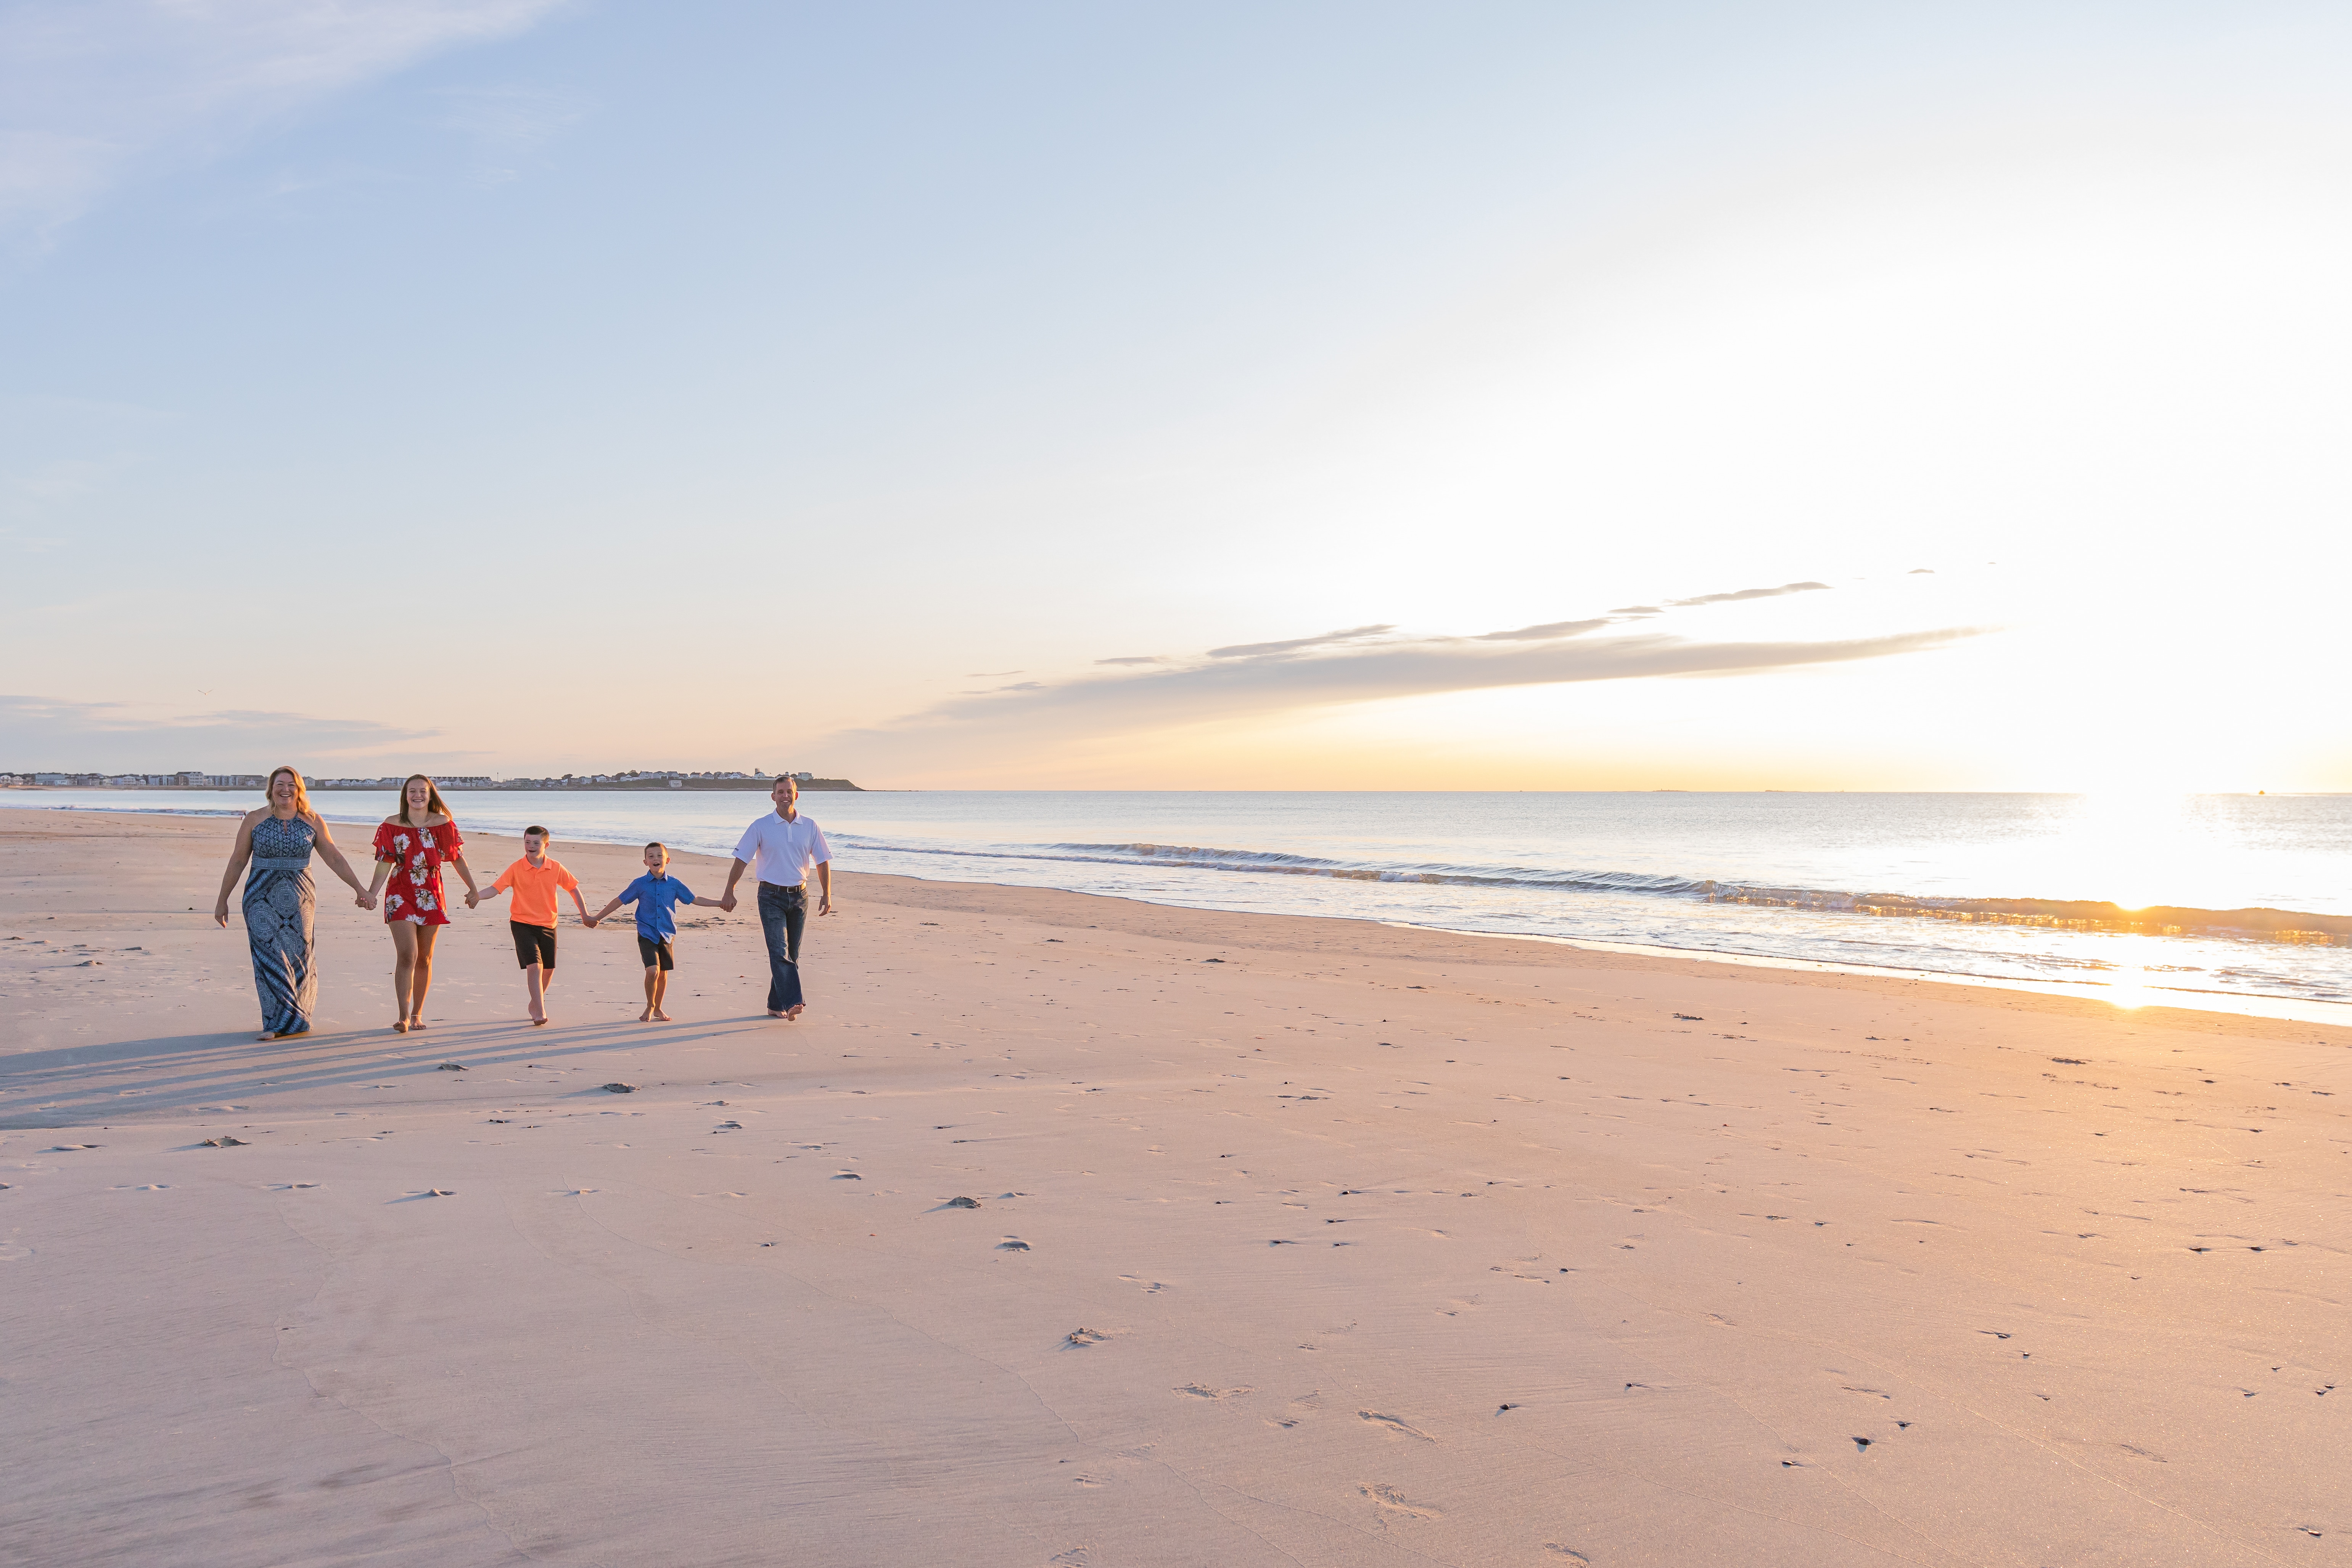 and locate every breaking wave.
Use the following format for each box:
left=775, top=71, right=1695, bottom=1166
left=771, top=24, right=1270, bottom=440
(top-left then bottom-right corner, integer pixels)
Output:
left=835, top=836, right=2349, bottom=944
